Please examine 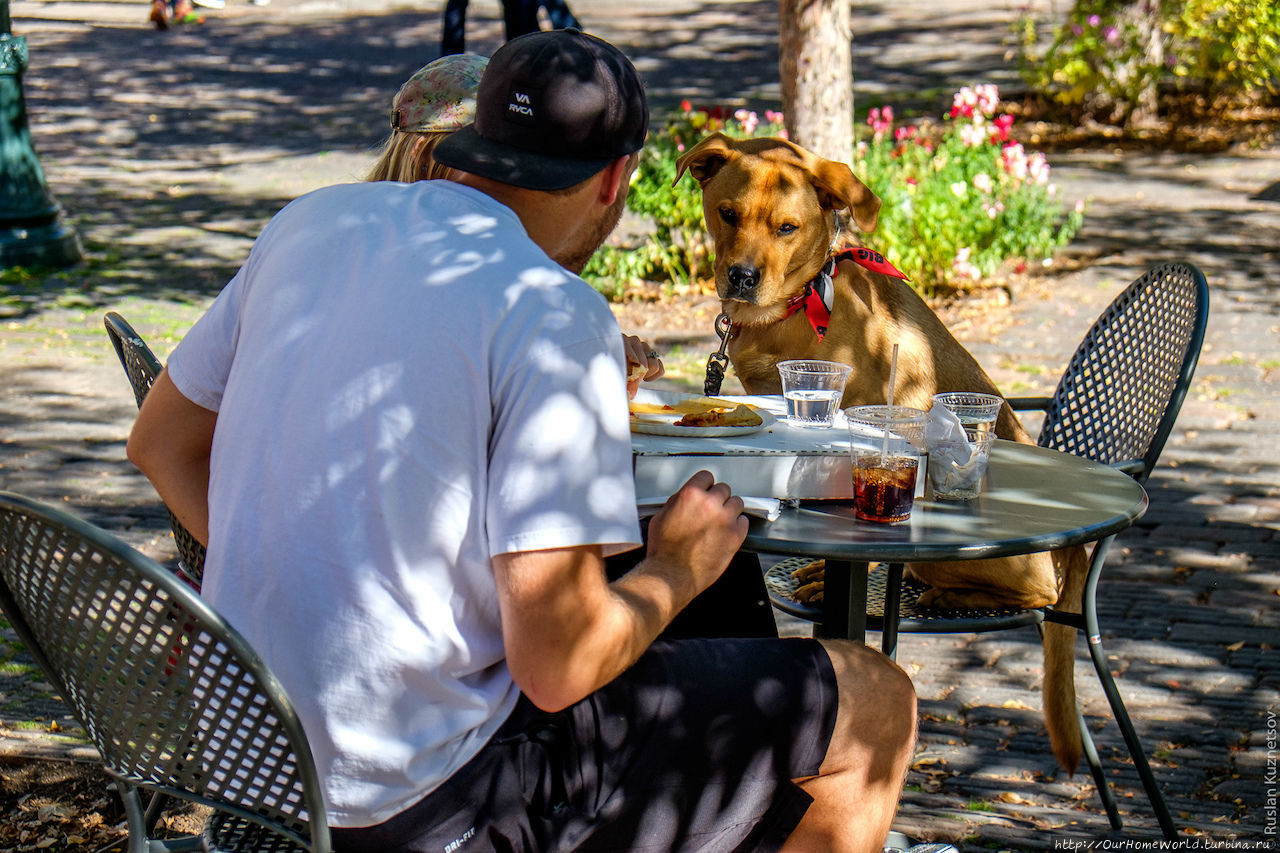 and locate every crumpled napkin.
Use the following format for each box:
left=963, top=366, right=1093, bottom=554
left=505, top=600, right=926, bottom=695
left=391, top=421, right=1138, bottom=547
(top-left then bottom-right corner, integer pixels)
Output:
left=925, top=401, right=974, bottom=465
left=636, top=496, right=782, bottom=522
left=925, top=401, right=986, bottom=492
